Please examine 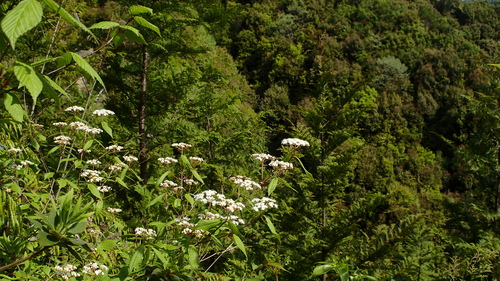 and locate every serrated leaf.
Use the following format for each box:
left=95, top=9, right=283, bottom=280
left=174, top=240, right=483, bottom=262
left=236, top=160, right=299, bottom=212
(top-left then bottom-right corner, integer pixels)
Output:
left=129, top=246, right=144, bottom=272
left=233, top=234, right=247, bottom=259
left=188, top=245, right=199, bottom=270
left=121, top=25, right=146, bottom=44
left=128, top=5, right=153, bottom=15
left=4, top=92, right=26, bottom=122
left=133, top=16, right=160, bottom=36
left=1, top=0, right=43, bottom=49
left=90, top=21, right=120, bottom=30
left=267, top=178, right=278, bottom=196
left=30, top=57, right=57, bottom=67
left=14, top=61, right=43, bottom=104
left=70, top=52, right=105, bottom=88
left=101, top=121, right=113, bottom=138
left=41, top=0, right=95, bottom=39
